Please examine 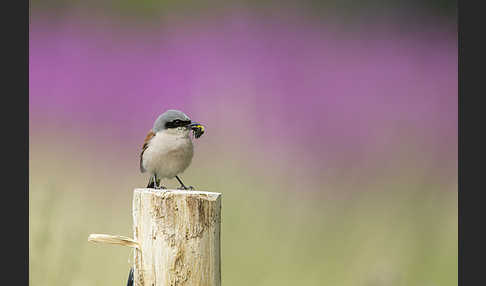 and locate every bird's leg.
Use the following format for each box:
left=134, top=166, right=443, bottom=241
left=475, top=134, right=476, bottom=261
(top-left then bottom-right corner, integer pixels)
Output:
left=147, top=174, right=165, bottom=189
left=153, top=174, right=167, bottom=190
left=158, top=179, right=167, bottom=190
left=147, top=174, right=156, bottom=189
left=175, top=175, right=194, bottom=190
left=153, top=174, right=158, bottom=189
